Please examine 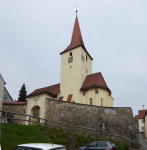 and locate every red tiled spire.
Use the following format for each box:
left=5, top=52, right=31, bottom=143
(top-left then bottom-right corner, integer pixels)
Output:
left=60, top=16, right=93, bottom=60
